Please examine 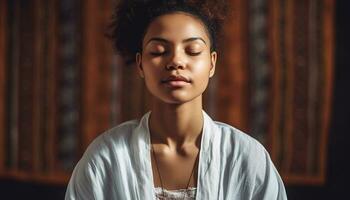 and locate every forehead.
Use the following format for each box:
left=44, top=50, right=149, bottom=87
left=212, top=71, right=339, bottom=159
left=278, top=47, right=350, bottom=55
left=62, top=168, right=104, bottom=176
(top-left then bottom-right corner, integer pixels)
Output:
left=143, top=12, right=210, bottom=44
